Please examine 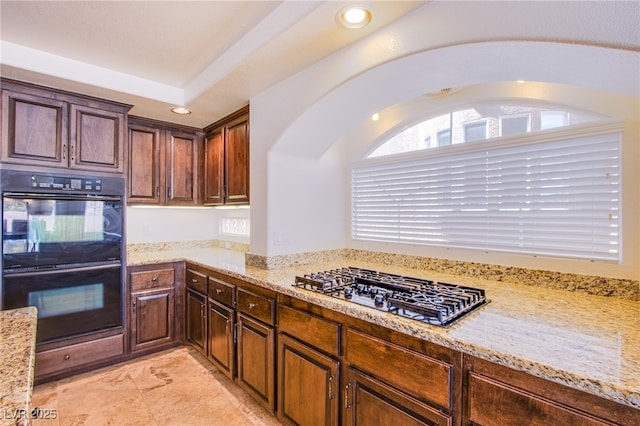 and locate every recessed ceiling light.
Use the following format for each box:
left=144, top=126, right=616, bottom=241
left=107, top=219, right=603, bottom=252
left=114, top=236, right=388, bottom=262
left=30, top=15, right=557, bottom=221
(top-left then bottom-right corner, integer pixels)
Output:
left=371, top=113, right=380, bottom=121
left=337, top=6, right=372, bottom=29
left=171, top=106, right=191, bottom=115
